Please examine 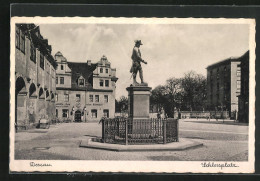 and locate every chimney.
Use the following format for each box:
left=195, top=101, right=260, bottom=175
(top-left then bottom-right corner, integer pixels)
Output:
left=87, top=60, right=91, bottom=66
